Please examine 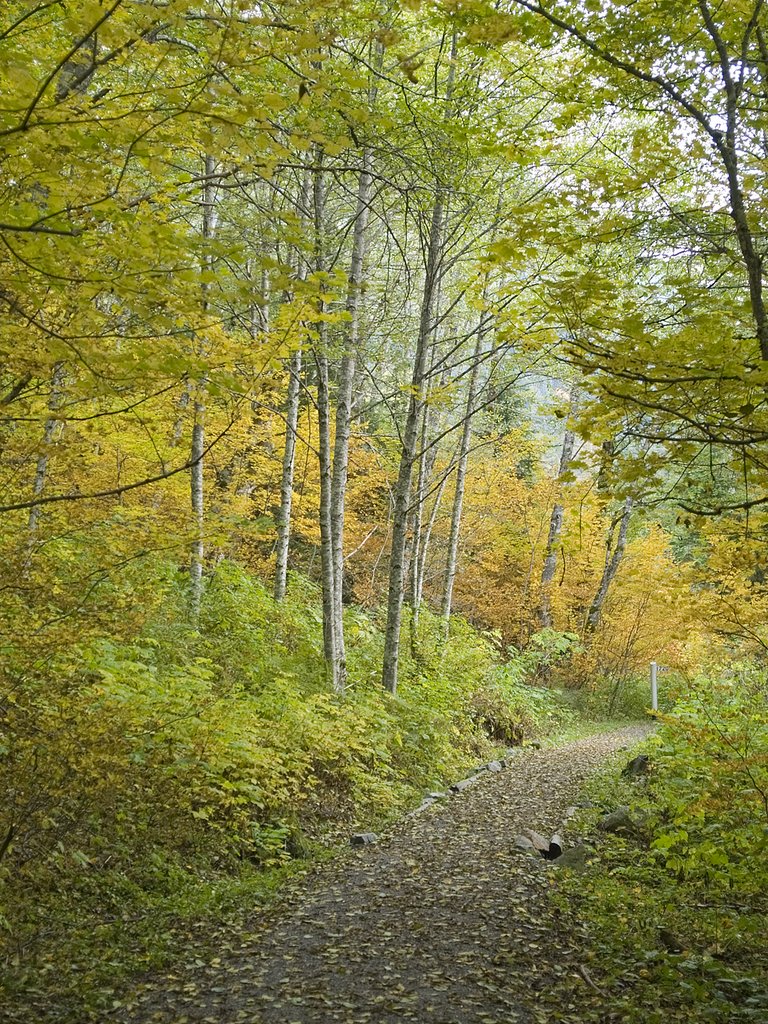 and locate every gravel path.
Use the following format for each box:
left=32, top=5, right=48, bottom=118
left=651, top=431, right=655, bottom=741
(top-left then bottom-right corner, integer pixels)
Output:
left=117, top=725, right=651, bottom=1024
